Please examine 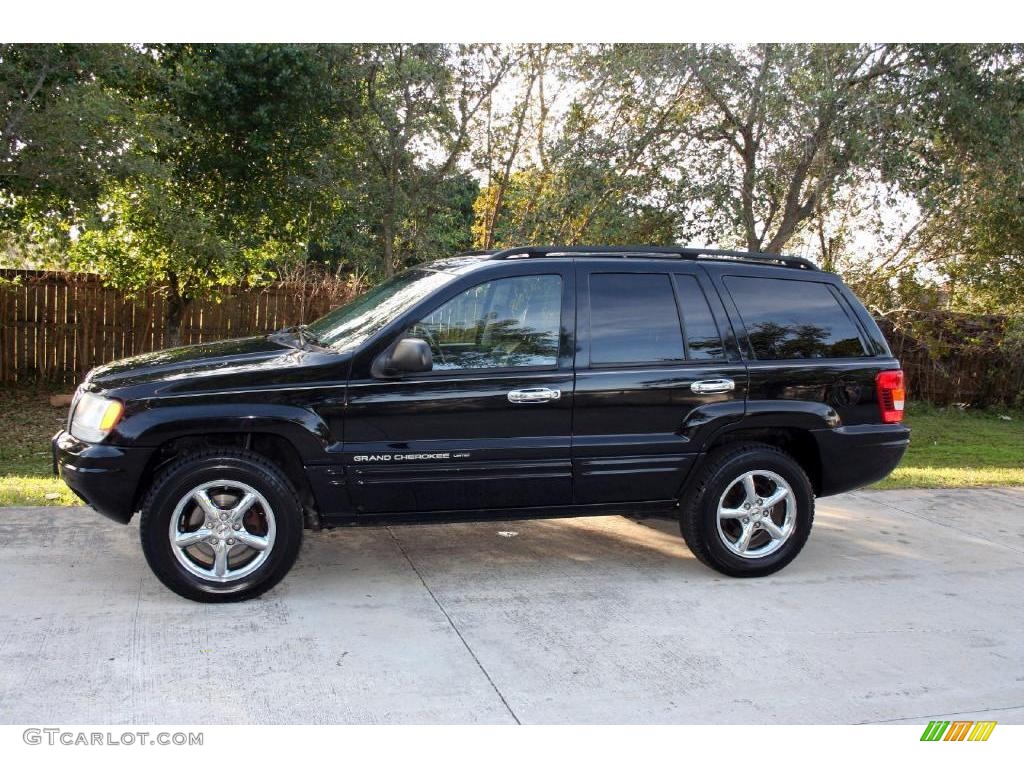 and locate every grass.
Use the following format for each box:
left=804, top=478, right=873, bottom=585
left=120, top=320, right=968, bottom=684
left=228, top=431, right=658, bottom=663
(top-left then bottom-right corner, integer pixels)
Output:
left=872, top=402, right=1024, bottom=490
left=0, top=384, right=79, bottom=506
left=1, top=385, right=1022, bottom=505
